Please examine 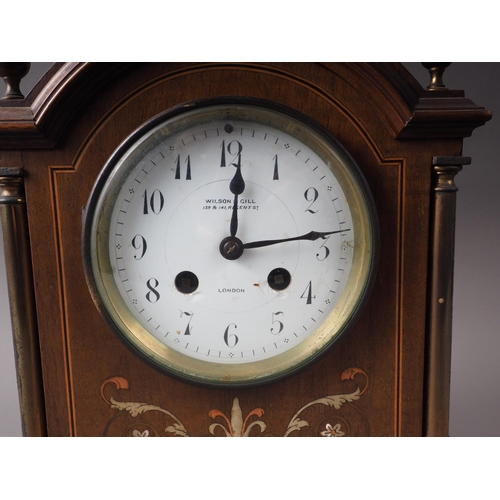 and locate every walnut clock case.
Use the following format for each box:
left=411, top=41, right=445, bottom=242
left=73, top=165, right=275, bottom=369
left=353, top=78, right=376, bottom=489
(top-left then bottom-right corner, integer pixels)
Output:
left=0, top=63, right=491, bottom=437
